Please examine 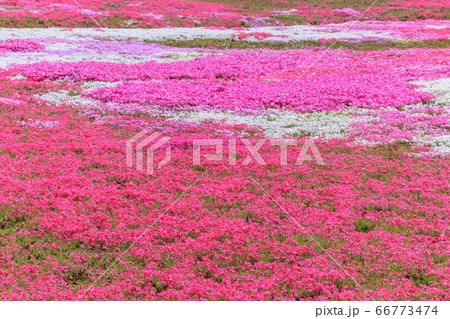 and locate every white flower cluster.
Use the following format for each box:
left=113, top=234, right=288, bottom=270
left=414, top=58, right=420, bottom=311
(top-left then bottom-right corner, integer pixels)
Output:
left=19, top=119, right=59, bottom=128
left=170, top=108, right=369, bottom=139
left=0, top=25, right=411, bottom=44
left=410, top=78, right=450, bottom=153
left=0, top=46, right=202, bottom=70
